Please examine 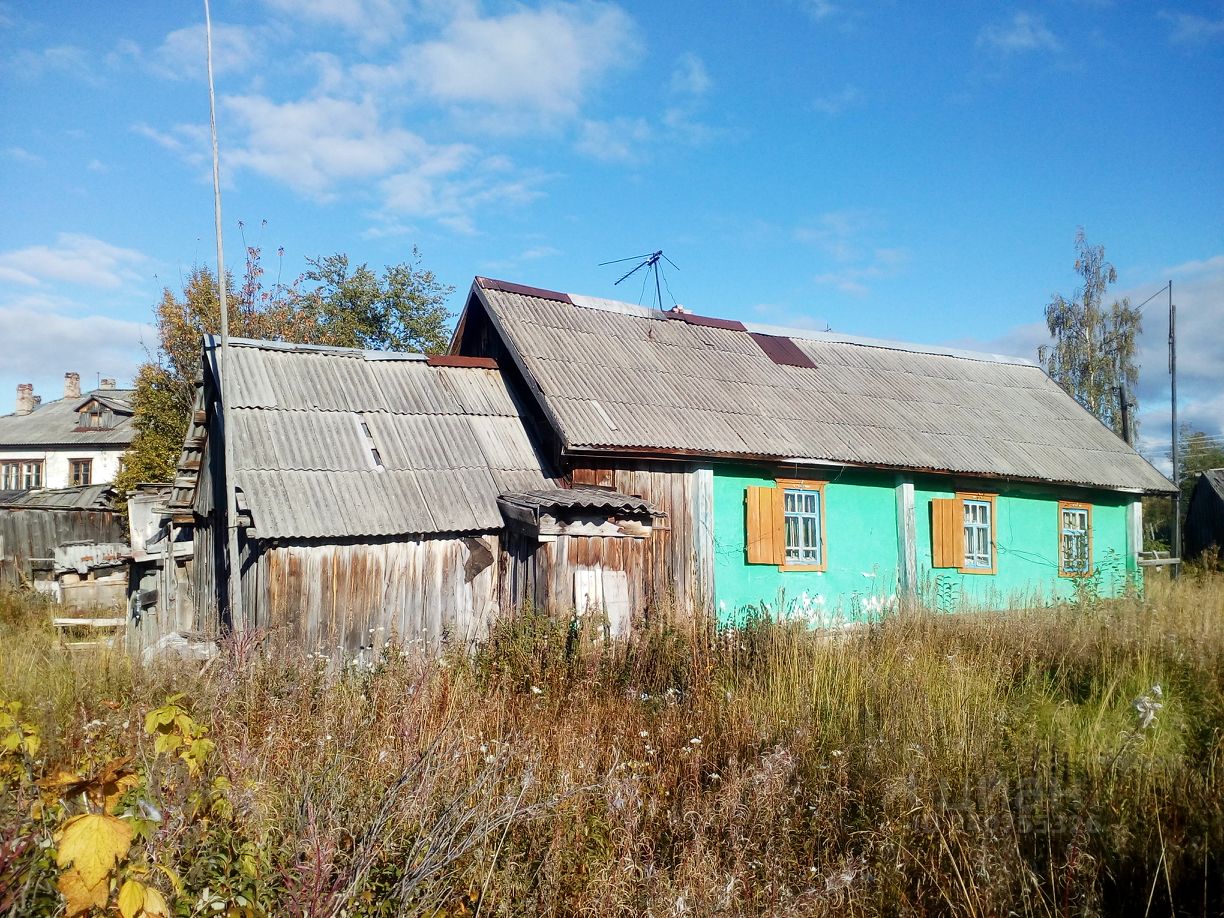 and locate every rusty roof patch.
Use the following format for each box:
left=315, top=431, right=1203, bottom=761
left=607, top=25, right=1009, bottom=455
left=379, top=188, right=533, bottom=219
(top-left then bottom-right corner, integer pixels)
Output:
left=749, top=333, right=818, bottom=369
